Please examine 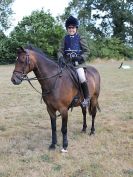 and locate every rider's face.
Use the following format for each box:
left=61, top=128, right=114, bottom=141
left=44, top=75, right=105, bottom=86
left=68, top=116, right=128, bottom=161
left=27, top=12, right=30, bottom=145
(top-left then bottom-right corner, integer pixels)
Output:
left=67, top=26, right=77, bottom=35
